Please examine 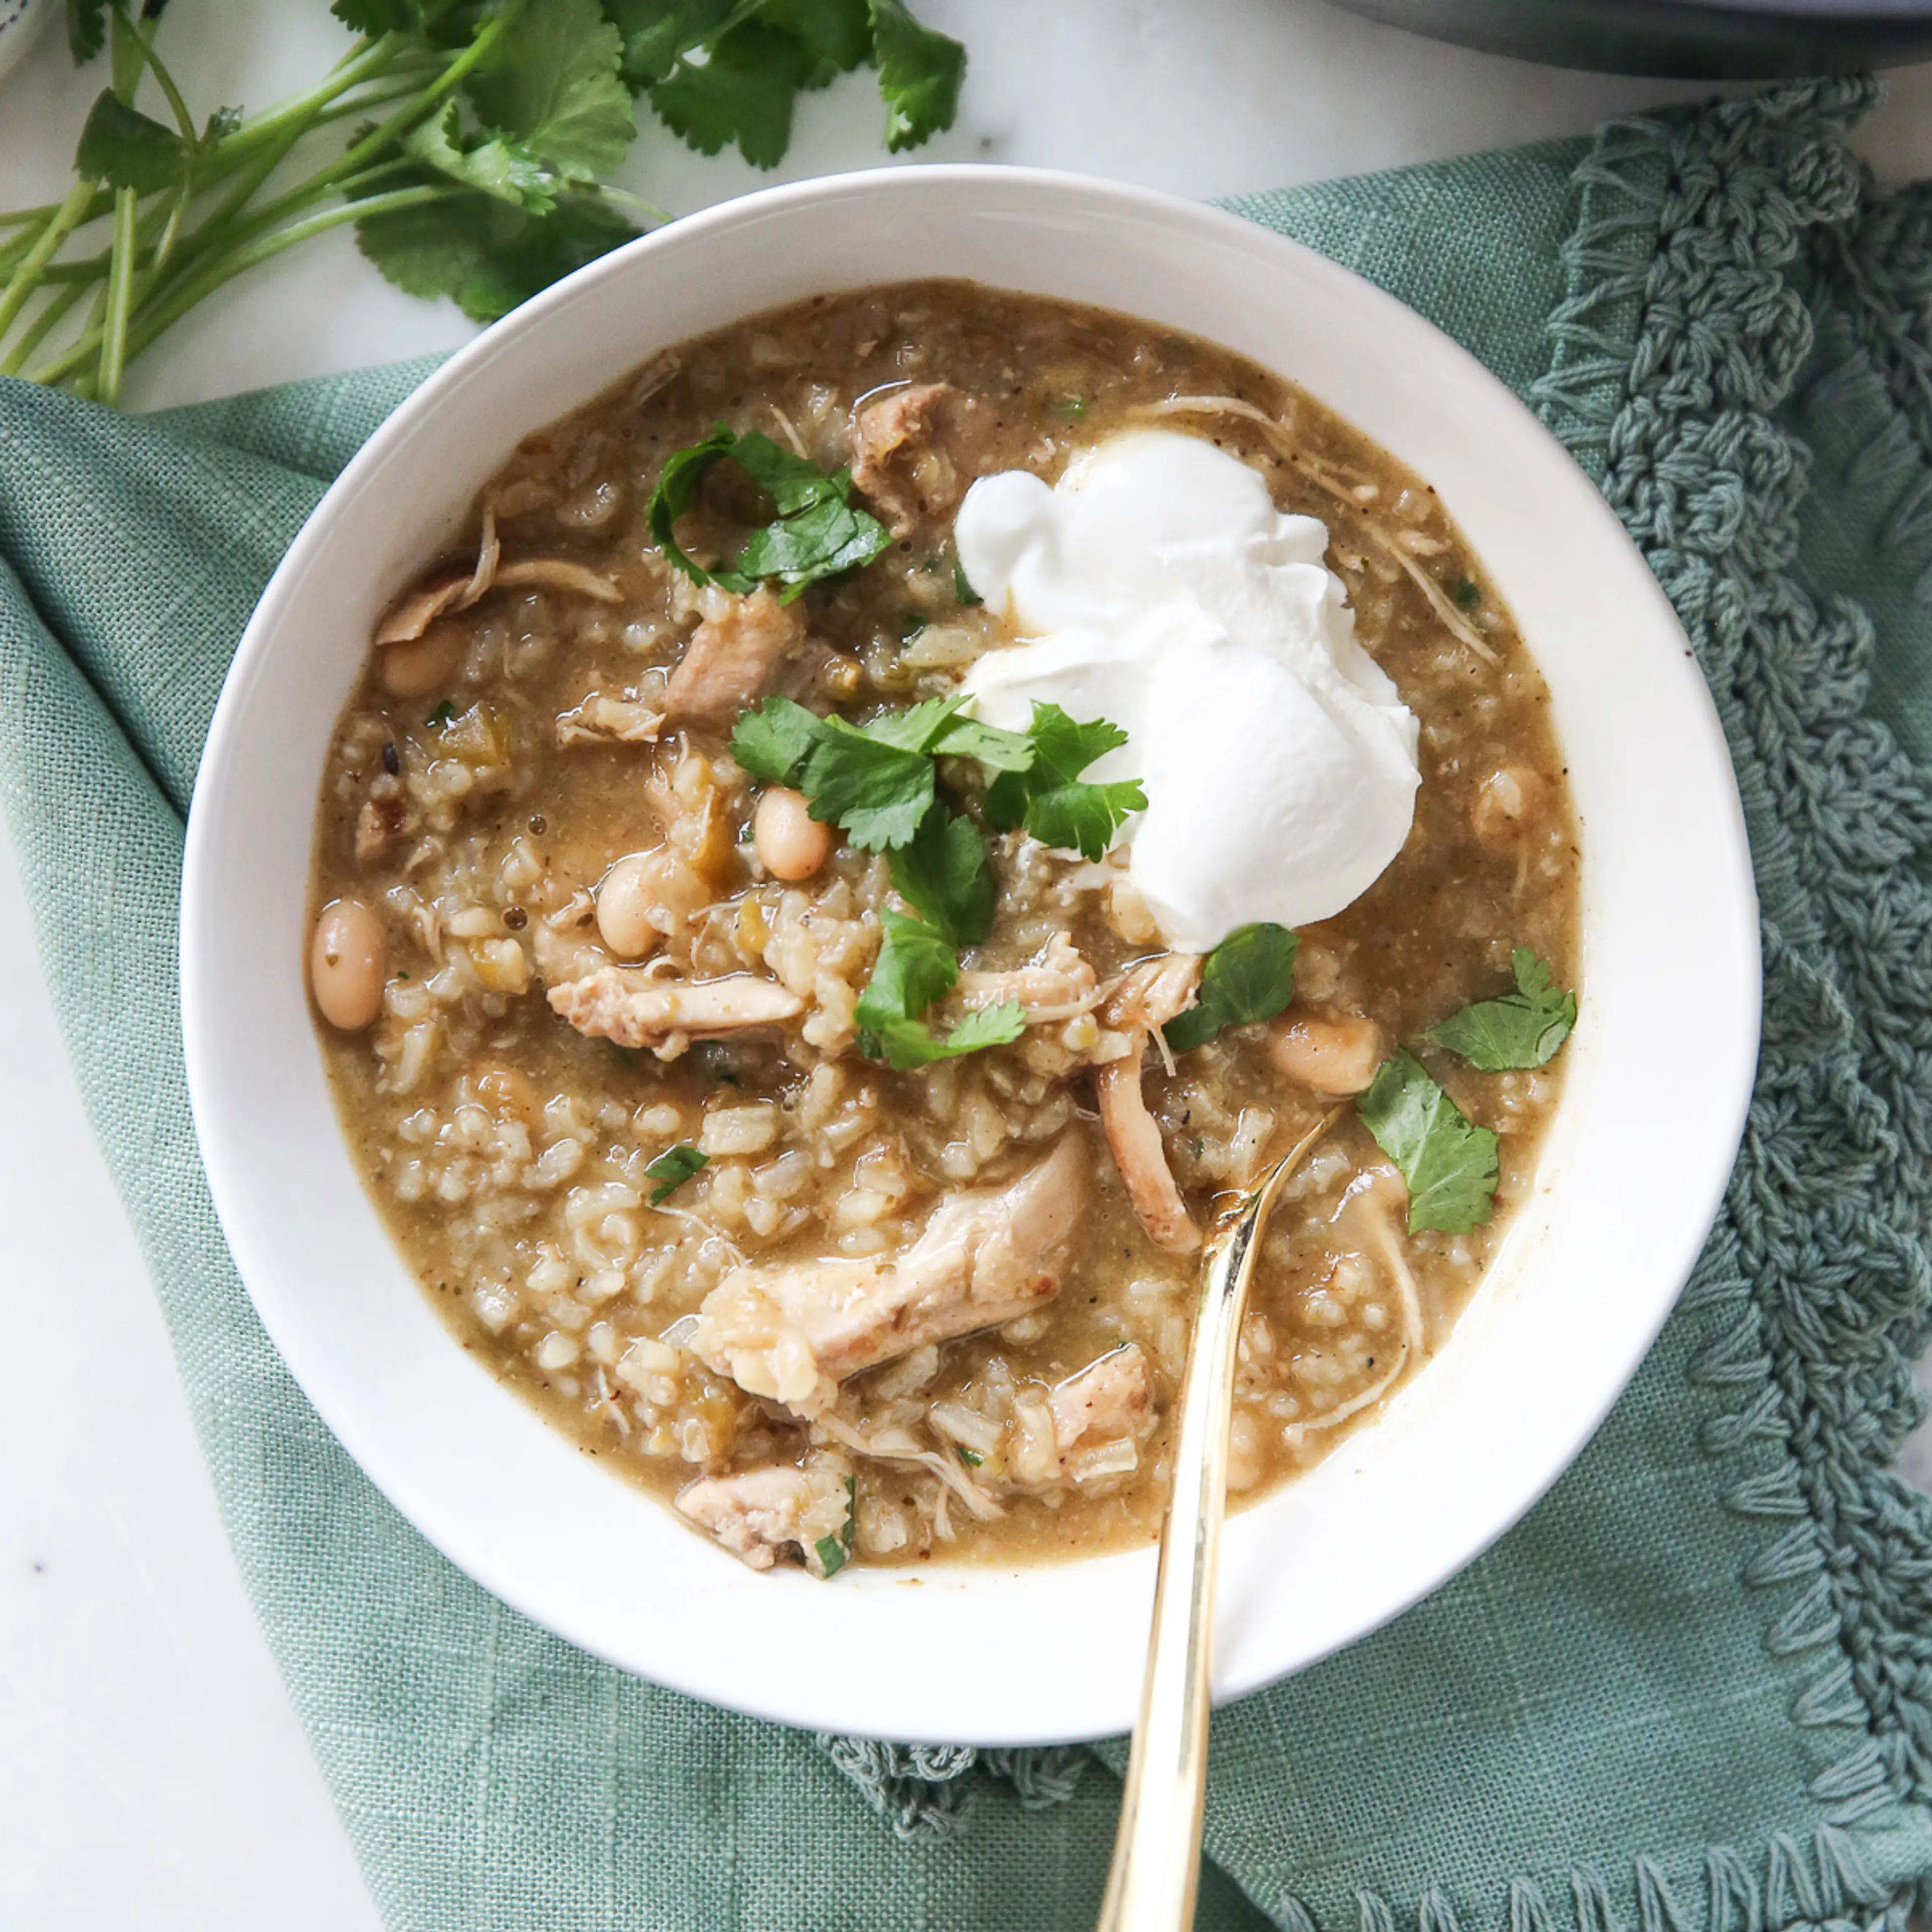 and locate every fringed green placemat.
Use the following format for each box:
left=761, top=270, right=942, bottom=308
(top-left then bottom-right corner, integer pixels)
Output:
left=3, top=74, right=1929, bottom=1932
